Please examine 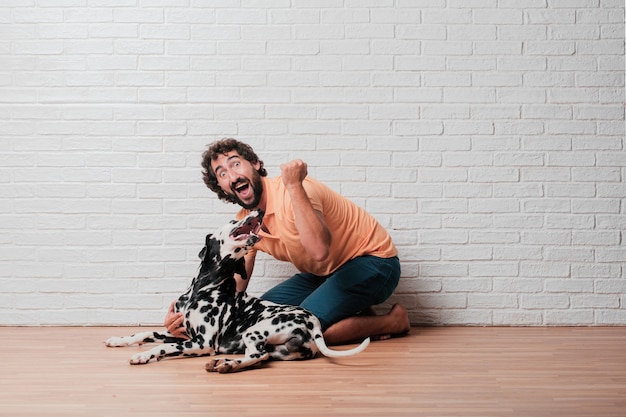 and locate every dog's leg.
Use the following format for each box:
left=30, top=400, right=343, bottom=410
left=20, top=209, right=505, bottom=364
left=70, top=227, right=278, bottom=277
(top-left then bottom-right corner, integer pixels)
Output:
left=205, top=352, right=270, bottom=373
left=205, top=331, right=270, bottom=373
left=105, top=331, right=181, bottom=347
left=266, top=332, right=317, bottom=361
left=129, top=338, right=215, bottom=365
